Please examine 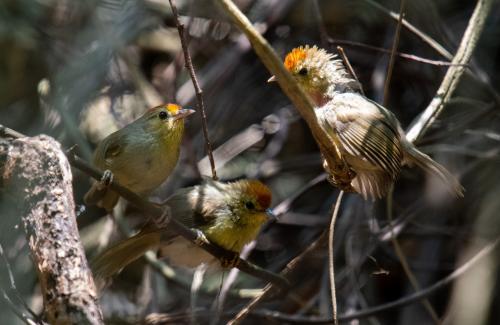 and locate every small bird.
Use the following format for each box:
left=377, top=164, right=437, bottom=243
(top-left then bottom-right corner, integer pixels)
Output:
left=270, top=45, right=463, bottom=199
left=92, top=179, right=274, bottom=280
left=84, top=103, right=195, bottom=211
